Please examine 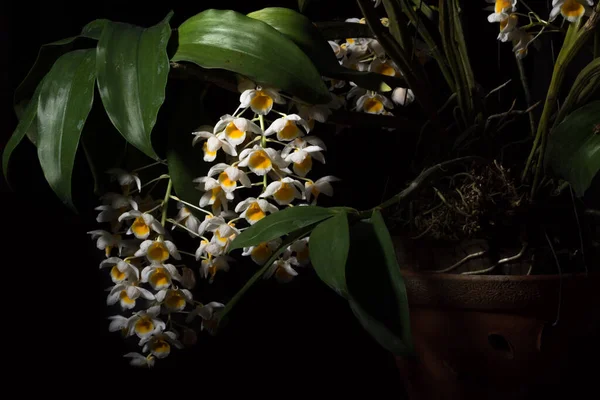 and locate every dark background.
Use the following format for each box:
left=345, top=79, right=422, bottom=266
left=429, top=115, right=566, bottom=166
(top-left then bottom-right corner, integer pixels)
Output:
left=2, top=0, right=584, bottom=394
